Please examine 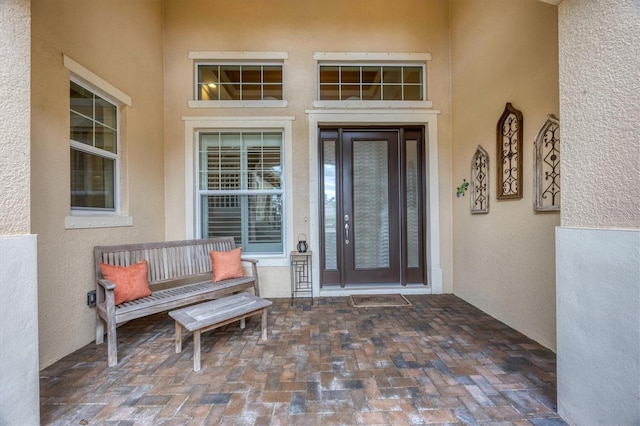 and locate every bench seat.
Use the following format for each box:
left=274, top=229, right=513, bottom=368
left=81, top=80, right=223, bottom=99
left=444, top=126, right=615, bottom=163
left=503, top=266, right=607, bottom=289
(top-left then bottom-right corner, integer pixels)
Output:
left=95, top=237, right=259, bottom=367
left=109, top=277, right=257, bottom=322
